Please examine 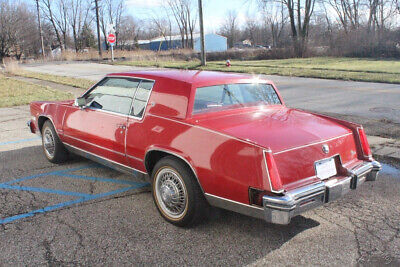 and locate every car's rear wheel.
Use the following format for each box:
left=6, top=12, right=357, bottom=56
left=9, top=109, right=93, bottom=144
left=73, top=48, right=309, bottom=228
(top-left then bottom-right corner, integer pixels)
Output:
left=151, top=156, right=208, bottom=227
left=41, top=120, right=69, bottom=163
